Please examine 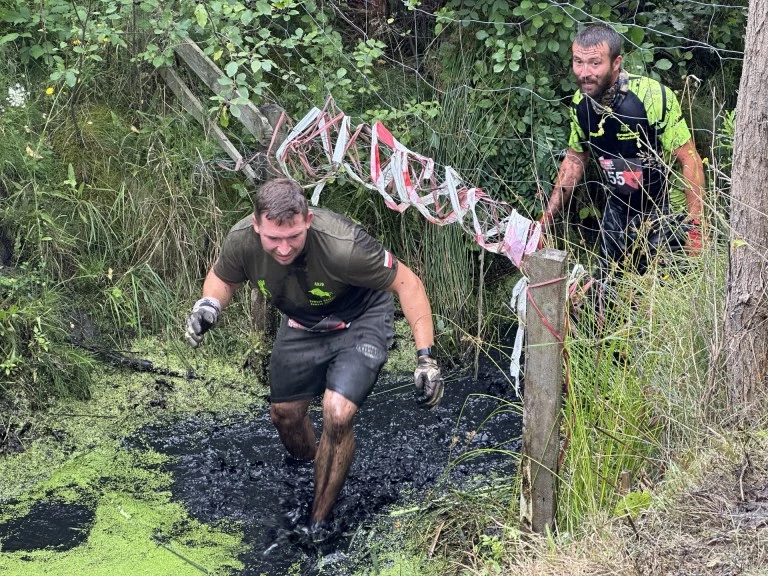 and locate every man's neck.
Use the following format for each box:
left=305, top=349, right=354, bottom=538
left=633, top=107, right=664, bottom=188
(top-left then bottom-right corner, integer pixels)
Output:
left=596, top=69, right=628, bottom=109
